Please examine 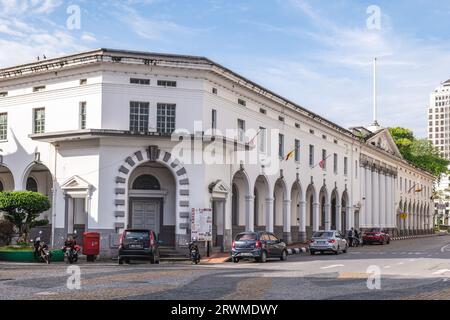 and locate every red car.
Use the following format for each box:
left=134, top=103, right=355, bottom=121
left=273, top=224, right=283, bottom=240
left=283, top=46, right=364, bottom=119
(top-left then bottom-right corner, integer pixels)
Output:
left=363, top=228, right=391, bottom=245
